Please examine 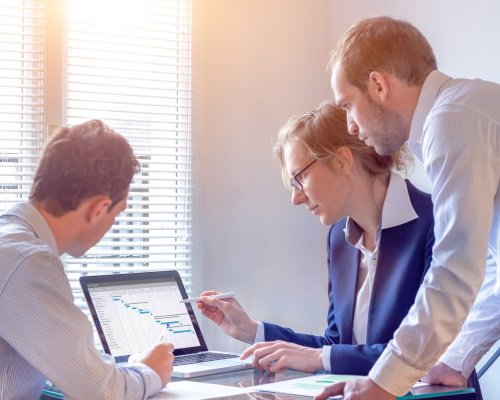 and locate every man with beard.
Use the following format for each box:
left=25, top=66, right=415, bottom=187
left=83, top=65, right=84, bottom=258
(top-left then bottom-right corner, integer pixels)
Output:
left=316, top=15, right=499, bottom=400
